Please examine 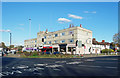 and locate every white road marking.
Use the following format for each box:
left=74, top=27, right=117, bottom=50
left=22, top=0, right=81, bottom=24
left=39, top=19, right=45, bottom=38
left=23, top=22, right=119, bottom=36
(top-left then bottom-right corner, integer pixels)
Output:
left=46, top=65, right=63, bottom=68
left=34, top=64, right=48, bottom=66
left=66, top=62, right=82, bottom=64
left=78, top=65, right=117, bottom=69
left=12, top=67, right=15, bottom=69
left=55, top=61, right=66, bottom=63
left=34, top=72, right=42, bottom=75
left=17, top=65, right=28, bottom=69
left=105, top=67, right=117, bottom=69
left=36, top=67, right=44, bottom=70
left=14, top=70, right=22, bottom=74
left=53, top=69, right=61, bottom=71
left=85, top=59, right=94, bottom=62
